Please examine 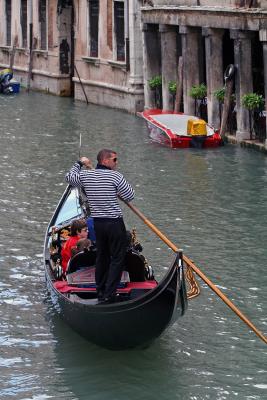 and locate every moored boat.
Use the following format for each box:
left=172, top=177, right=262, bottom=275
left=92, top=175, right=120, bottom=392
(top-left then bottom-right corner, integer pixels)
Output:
left=141, top=109, right=223, bottom=149
left=0, top=68, right=20, bottom=94
left=44, top=185, right=188, bottom=350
